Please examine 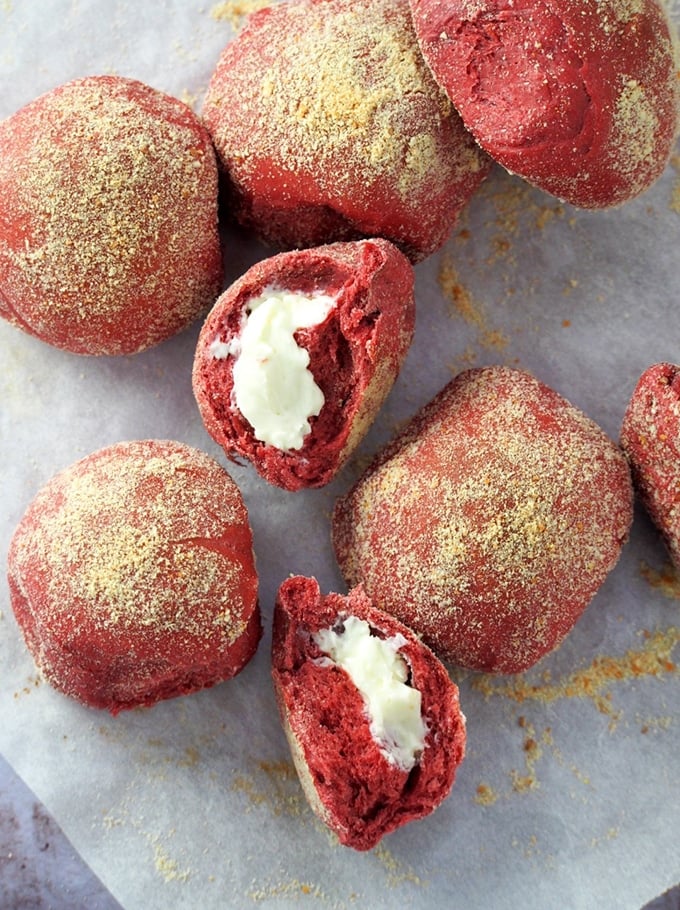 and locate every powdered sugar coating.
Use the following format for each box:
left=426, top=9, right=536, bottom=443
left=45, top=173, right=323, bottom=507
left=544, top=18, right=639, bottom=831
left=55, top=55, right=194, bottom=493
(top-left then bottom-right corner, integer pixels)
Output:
left=332, top=366, right=634, bottom=673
